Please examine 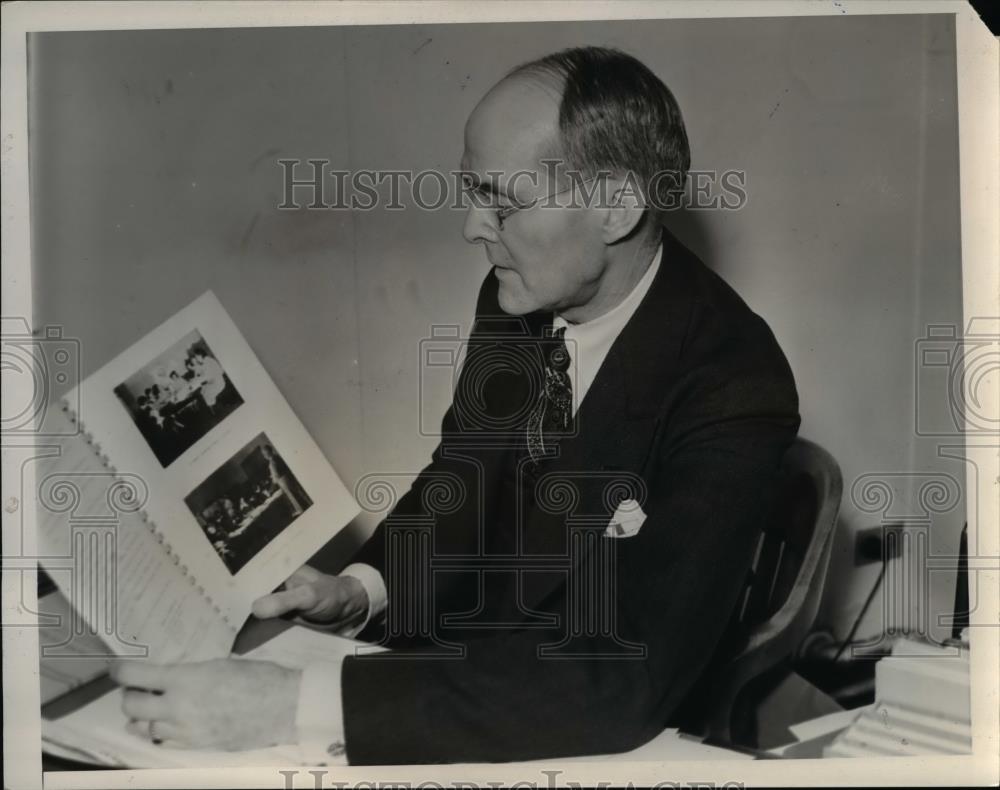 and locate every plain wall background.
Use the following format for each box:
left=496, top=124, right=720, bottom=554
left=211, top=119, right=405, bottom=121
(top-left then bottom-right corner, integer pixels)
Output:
left=30, top=14, right=965, bottom=642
